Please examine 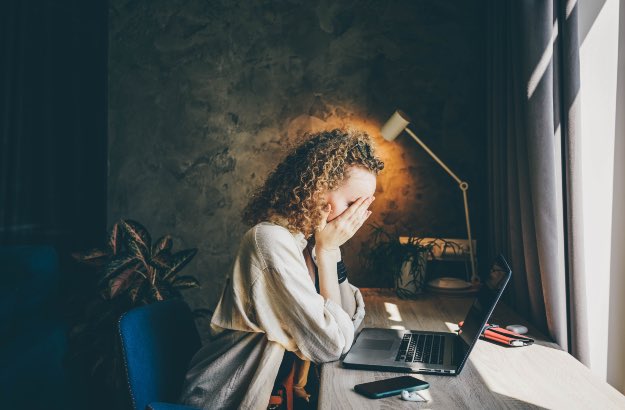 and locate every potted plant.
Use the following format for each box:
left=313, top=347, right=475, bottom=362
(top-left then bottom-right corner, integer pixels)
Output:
left=67, top=219, right=208, bottom=409
left=72, top=219, right=201, bottom=303
left=364, top=225, right=465, bottom=299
